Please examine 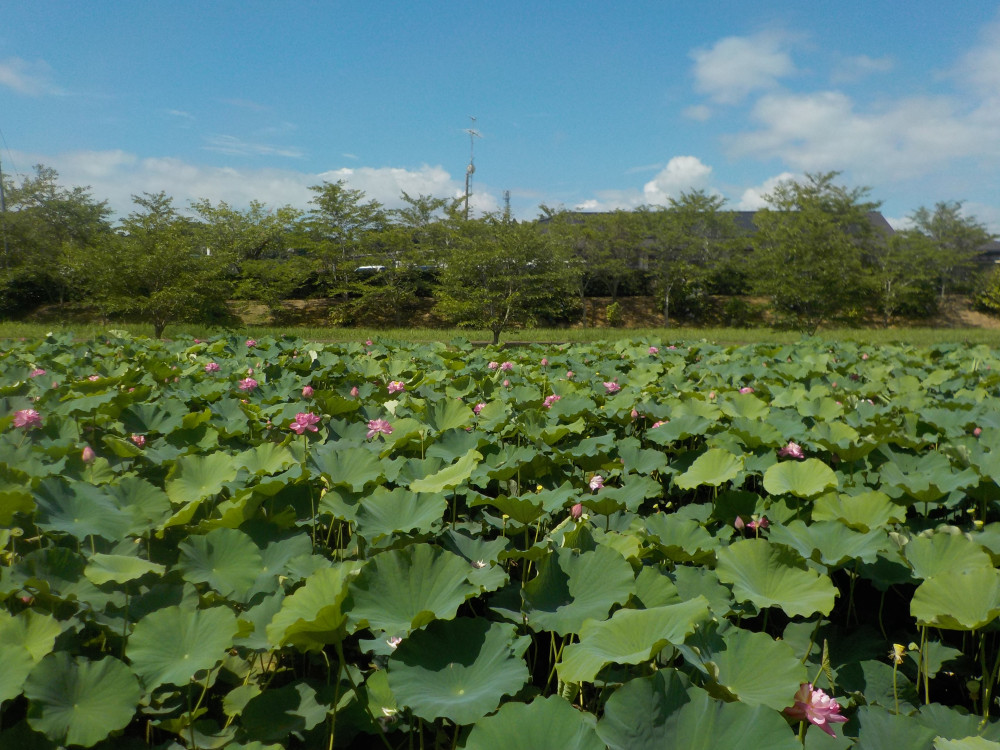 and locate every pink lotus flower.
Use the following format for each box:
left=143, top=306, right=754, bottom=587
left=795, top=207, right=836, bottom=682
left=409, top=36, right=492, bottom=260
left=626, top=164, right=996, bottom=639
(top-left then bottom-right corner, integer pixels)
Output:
left=748, top=516, right=769, bottom=531
left=649, top=346, right=659, bottom=355
left=350, top=386, right=360, bottom=397
left=651, top=420, right=667, bottom=428
left=289, top=412, right=321, bottom=434
left=500, top=361, right=513, bottom=371
left=631, top=408, right=640, bottom=419
left=570, top=502, right=584, bottom=520
left=974, top=427, right=983, bottom=437
left=488, top=361, right=500, bottom=371
left=784, top=683, right=848, bottom=738
left=861, top=353, right=869, bottom=360
left=204, top=362, right=220, bottom=373
left=565, top=370, right=574, bottom=379
left=778, top=441, right=805, bottom=459
left=130, top=434, right=146, bottom=448
left=238, top=377, right=258, bottom=392
left=708, top=391, right=716, bottom=399
left=603, top=381, right=621, bottom=394
left=474, top=402, right=487, bottom=415
left=12, top=409, right=42, bottom=430
left=302, top=385, right=314, bottom=398
left=543, top=394, right=561, bottom=409
left=367, top=418, right=393, bottom=439
left=88, top=374, right=100, bottom=381
left=246, top=339, right=257, bottom=347
left=589, top=475, right=604, bottom=492
left=502, top=379, right=510, bottom=387
left=387, top=381, right=405, bottom=394
left=81, top=445, right=96, bottom=462
left=540, top=358, right=549, bottom=366
left=734, top=516, right=745, bottom=530
left=739, top=386, right=754, bottom=394
left=29, top=368, right=46, bottom=378
left=365, top=339, right=373, bottom=346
